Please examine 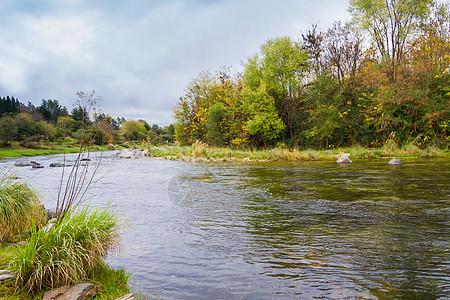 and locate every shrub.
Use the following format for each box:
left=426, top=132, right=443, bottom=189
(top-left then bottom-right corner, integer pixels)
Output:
left=0, top=175, right=46, bottom=244
left=10, top=205, right=121, bottom=292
